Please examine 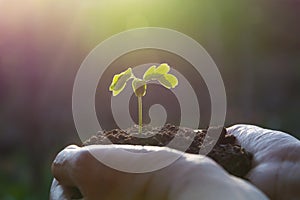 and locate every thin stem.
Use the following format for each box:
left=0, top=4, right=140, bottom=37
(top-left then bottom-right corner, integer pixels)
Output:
left=138, top=96, right=142, bottom=133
